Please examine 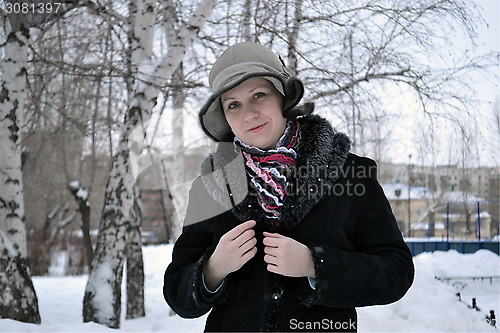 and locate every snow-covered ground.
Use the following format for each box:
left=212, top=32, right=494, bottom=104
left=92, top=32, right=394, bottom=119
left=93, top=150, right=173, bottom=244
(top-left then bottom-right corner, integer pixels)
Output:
left=1, top=245, right=498, bottom=332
